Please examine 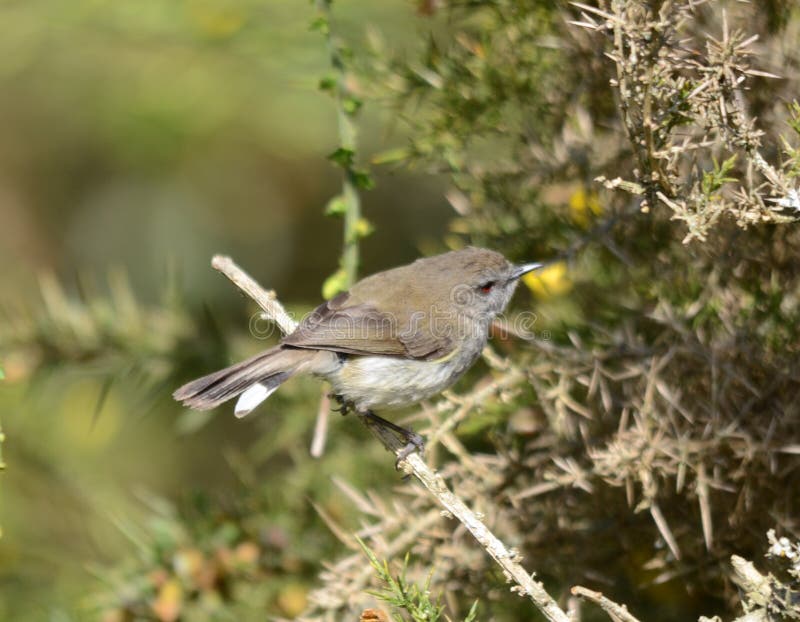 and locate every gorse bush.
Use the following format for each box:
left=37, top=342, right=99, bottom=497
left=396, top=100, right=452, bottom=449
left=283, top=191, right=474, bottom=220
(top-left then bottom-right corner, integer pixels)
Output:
left=302, top=1, right=800, bottom=619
